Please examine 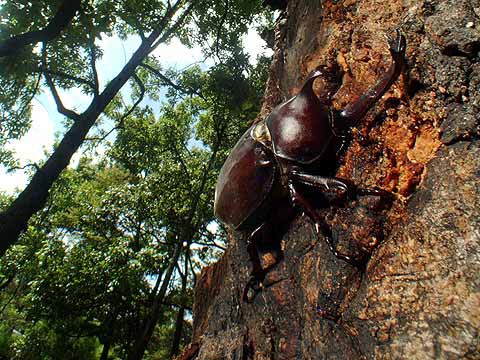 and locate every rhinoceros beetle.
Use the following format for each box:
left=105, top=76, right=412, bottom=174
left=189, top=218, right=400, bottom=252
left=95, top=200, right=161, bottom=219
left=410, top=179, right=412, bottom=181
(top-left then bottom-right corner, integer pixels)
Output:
left=214, top=31, right=406, bottom=302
